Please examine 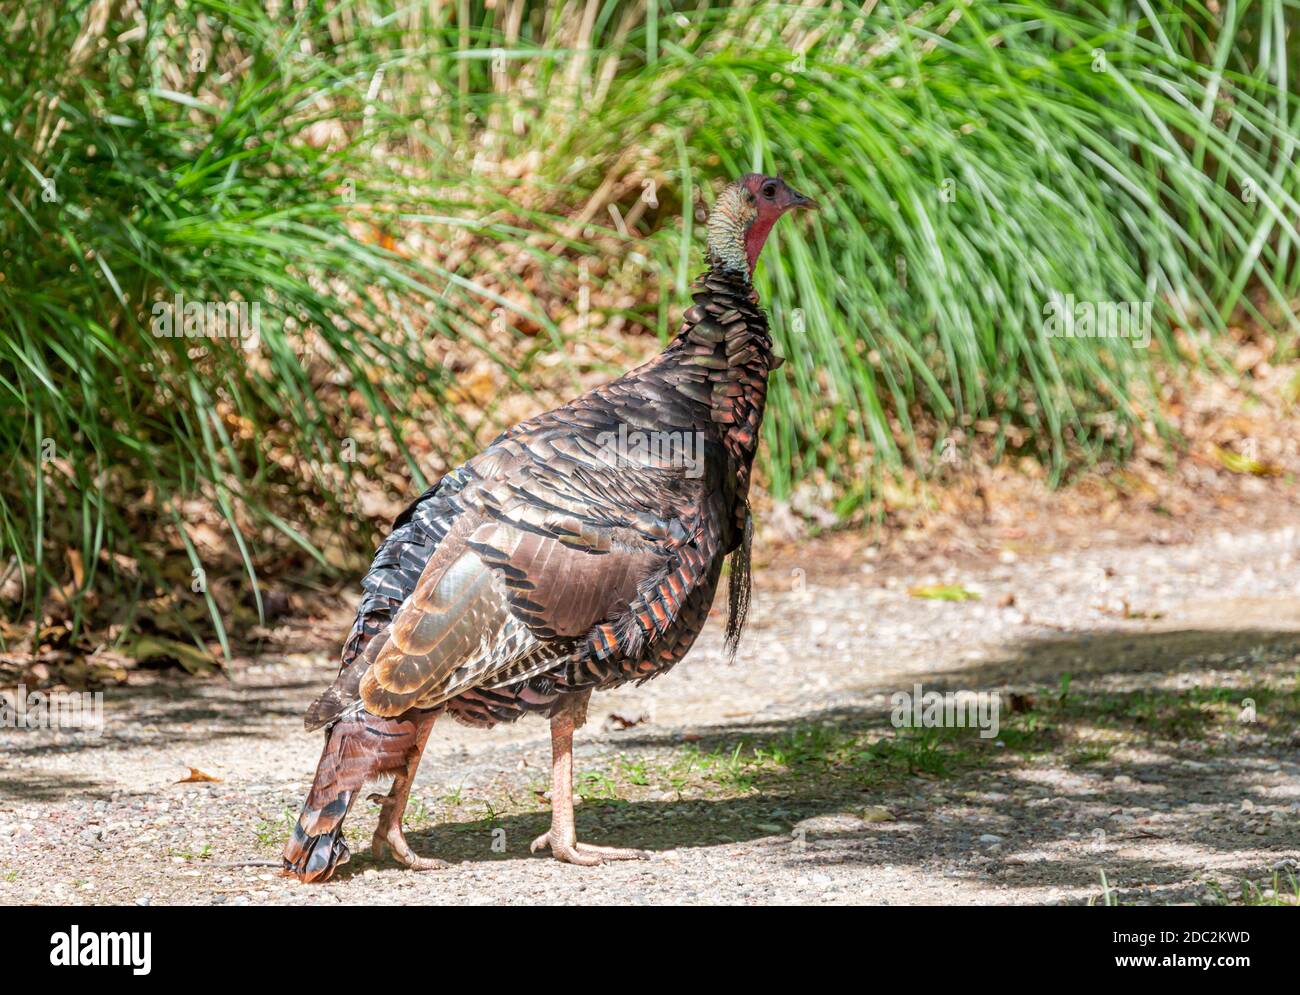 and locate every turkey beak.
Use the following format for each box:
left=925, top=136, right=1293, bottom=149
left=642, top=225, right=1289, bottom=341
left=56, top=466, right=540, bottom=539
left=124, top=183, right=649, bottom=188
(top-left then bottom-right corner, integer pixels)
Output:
left=783, top=186, right=816, bottom=211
